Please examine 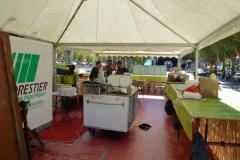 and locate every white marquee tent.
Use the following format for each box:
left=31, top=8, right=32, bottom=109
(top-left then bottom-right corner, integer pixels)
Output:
left=1, top=0, right=240, bottom=58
